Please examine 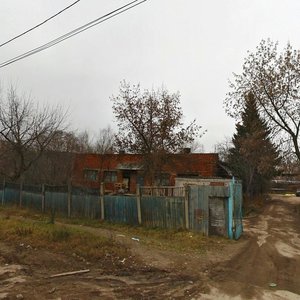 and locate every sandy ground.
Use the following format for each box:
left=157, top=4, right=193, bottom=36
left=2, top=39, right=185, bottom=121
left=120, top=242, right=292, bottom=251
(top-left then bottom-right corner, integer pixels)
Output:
left=1, top=194, right=300, bottom=299
left=199, top=194, right=300, bottom=299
